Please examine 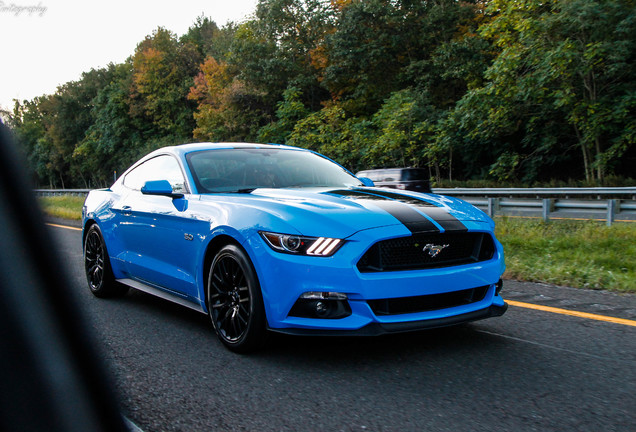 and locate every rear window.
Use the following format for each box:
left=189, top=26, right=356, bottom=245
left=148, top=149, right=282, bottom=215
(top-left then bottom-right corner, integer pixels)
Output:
left=357, top=170, right=386, bottom=182
left=401, top=169, right=428, bottom=181
left=357, top=168, right=428, bottom=182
